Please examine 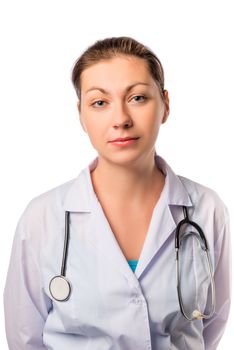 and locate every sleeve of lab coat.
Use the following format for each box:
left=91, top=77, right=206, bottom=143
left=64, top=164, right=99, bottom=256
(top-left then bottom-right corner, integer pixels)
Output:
left=3, top=205, right=52, bottom=350
left=203, top=206, right=232, bottom=350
